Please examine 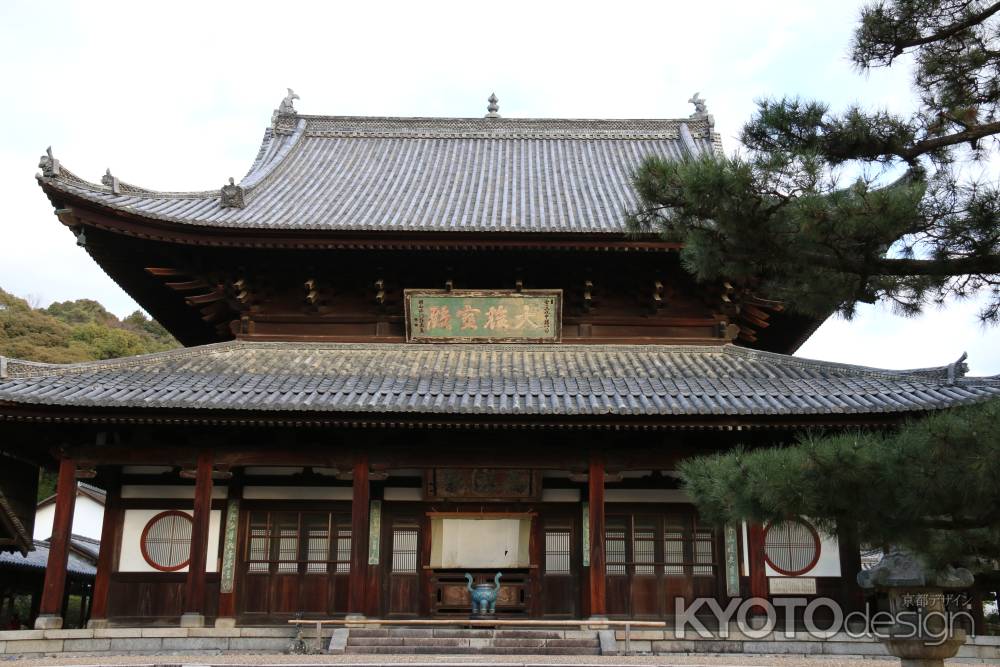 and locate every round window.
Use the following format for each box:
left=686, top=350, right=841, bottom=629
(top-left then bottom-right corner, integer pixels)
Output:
left=140, top=510, right=193, bottom=572
left=763, top=519, right=821, bottom=576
